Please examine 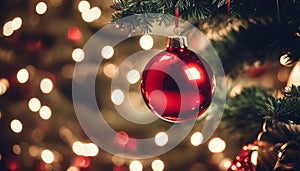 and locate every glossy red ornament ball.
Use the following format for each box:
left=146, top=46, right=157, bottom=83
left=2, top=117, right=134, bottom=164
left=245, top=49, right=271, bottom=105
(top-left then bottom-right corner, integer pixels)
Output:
left=141, top=36, right=215, bottom=122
